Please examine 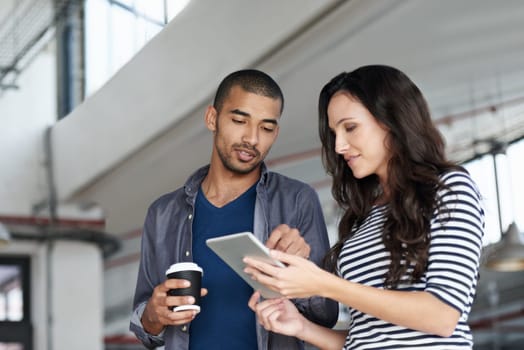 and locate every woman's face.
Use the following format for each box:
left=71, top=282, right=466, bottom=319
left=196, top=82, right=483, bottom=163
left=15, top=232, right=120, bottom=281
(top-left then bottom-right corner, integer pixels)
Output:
left=327, top=91, right=390, bottom=184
